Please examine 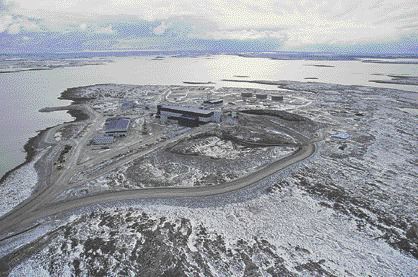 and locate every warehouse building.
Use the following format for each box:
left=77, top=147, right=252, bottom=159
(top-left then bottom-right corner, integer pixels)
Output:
left=104, top=117, right=131, bottom=137
left=157, top=104, right=222, bottom=127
